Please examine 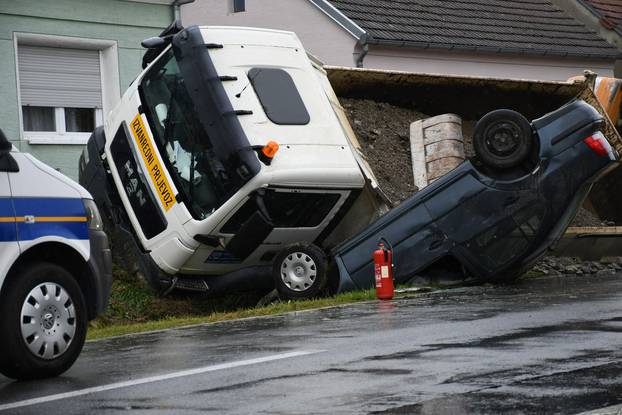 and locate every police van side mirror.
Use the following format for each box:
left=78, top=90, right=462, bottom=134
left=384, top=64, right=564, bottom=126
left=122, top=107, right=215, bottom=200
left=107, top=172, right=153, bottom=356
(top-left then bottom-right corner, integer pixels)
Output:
left=0, top=129, right=11, bottom=152
left=0, top=153, right=19, bottom=172
left=0, top=129, right=19, bottom=172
